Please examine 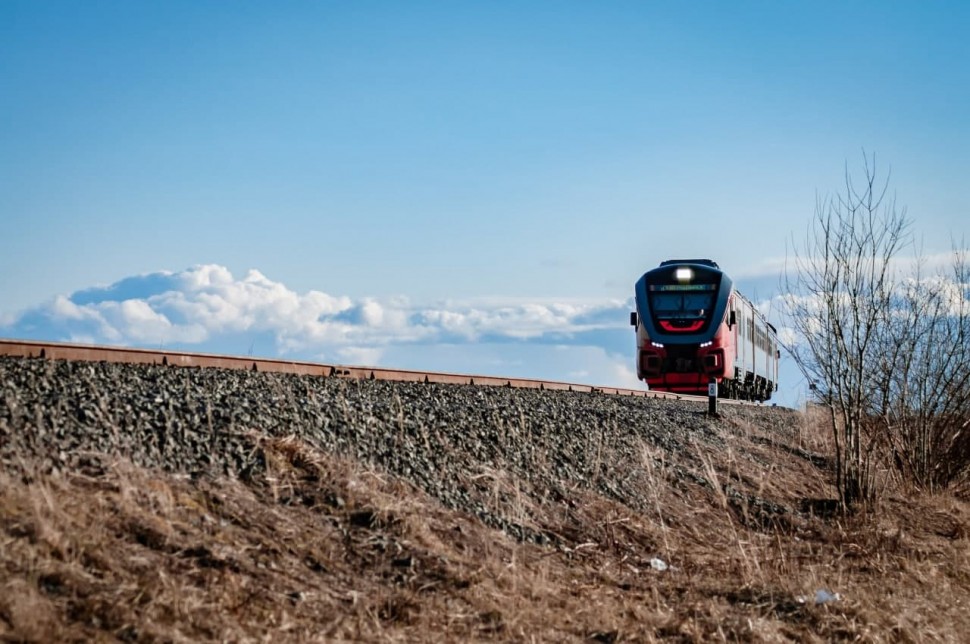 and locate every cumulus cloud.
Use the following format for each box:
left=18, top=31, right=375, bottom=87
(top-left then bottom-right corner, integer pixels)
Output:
left=1, top=264, right=638, bottom=388
left=336, top=346, right=386, bottom=366
left=775, top=326, right=800, bottom=348
left=763, top=257, right=970, bottom=408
